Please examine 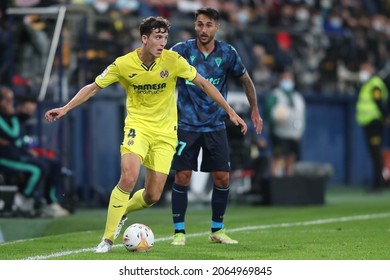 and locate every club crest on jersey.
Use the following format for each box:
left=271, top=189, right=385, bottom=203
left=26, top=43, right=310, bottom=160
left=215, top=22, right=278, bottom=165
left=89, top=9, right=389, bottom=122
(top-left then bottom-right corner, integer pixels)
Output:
left=215, top=57, right=222, bottom=67
left=127, top=139, right=134, bottom=146
left=160, top=69, right=169, bottom=78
